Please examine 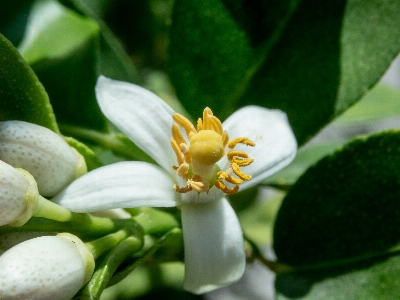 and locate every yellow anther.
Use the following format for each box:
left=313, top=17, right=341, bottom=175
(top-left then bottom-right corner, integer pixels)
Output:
left=232, top=157, right=254, bottom=167
left=218, top=171, right=243, bottom=184
left=214, top=180, right=239, bottom=195
left=189, top=130, right=224, bottom=165
left=174, top=184, right=193, bottom=193
left=202, top=107, right=213, bottom=130
left=222, top=131, right=229, bottom=148
left=173, top=113, right=197, bottom=137
left=209, top=115, right=223, bottom=135
left=172, top=123, right=186, bottom=146
left=228, top=137, right=256, bottom=149
left=170, top=138, right=184, bottom=166
left=231, top=162, right=252, bottom=181
left=227, top=150, right=248, bottom=162
left=177, top=163, right=190, bottom=178
left=180, top=143, right=192, bottom=164
left=189, top=179, right=209, bottom=193
left=197, top=118, right=203, bottom=131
